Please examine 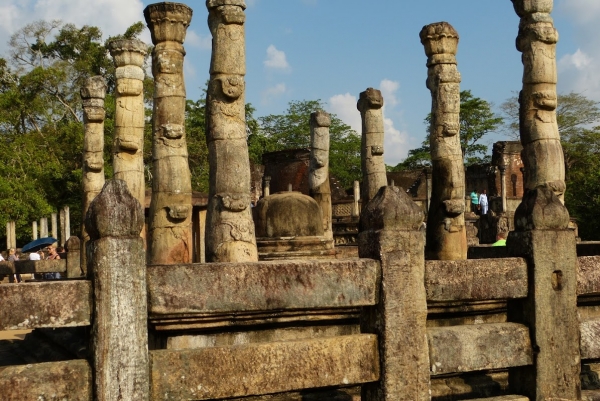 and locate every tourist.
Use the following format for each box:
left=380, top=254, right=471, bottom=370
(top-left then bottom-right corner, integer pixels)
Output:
left=44, top=246, right=61, bottom=280
left=479, top=189, right=489, bottom=215
left=8, top=248, right=20, bottom=283
left=470, top=189, right=479, bottom=213
left=29, top=251, right=41, bottom=261
left=492, top=231, right=507, bottom=247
